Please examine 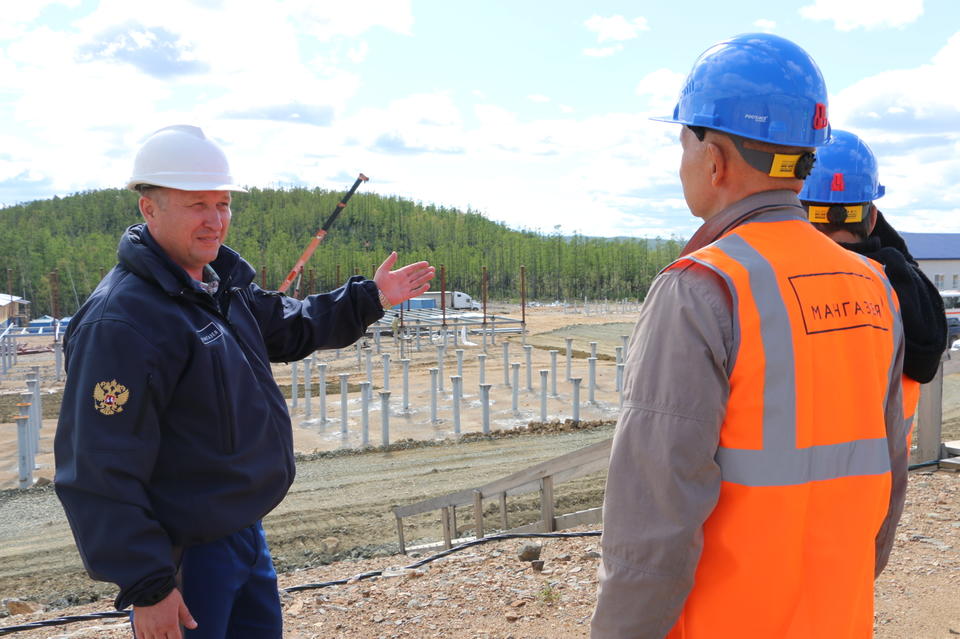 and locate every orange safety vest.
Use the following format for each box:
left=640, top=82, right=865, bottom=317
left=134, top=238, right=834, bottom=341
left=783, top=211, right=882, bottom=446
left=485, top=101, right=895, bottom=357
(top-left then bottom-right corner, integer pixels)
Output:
left=902, top=376, right=920, bottom=450
left=664, top=216, right=902, bottom=639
